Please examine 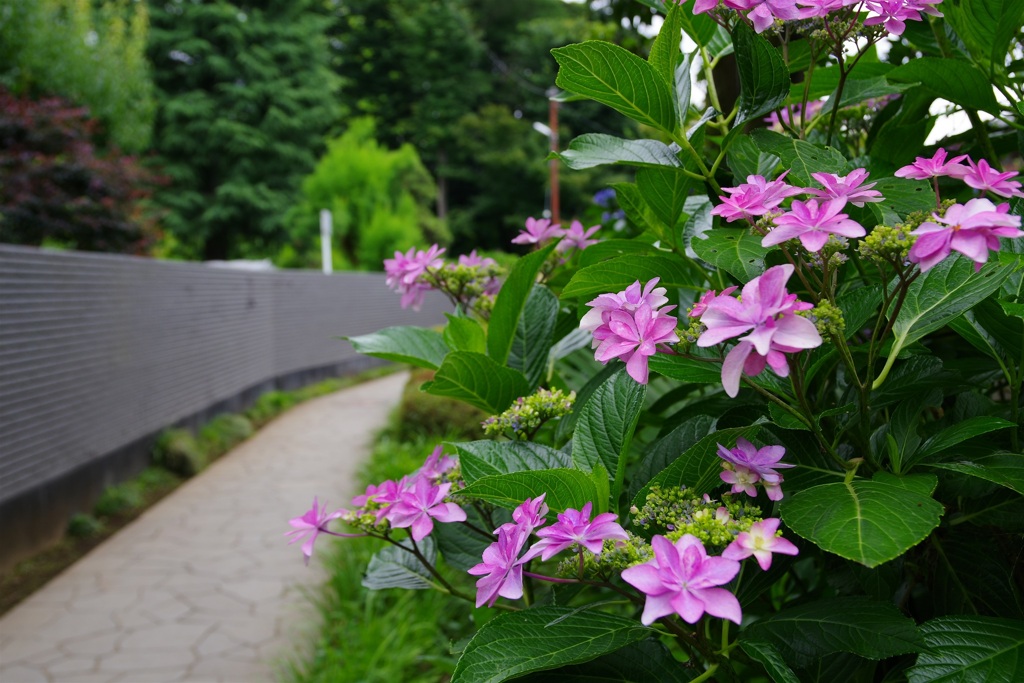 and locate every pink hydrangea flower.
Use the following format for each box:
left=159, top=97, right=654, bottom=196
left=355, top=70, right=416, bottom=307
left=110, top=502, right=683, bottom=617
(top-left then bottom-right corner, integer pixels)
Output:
left=386, top=479, right=467, bottom=541
left=457, top=250, right=497, bottom=268
left=689, top=287, right=737, bottom=318
left=580, top=278, right=670, bottom=335
left=717, top=438, right=794, bottom=501
left=807, top=169, right=884, bottom=207
left=593, top=303, right=680, bottom=384
left=725, top=0, right=802, bottom=33
left=909, top=198, right=1024, bottom=272
left=512, top=217, right=564, bottom=245
left=696, top=265, right=822, bottom=397
left=763, top=198, right=866, bottom=252
left=417, top=445, right=456, bottom=482
left=722, top=518, right=799, bottom=570
left=620, top=534, right=742, bottom=625
left=764, top=100, right=825, bottom=129
left=894, top=148, right=970, bottom=180
left=383, top=244, right=446, bottom=310
left=524, top=502, right=628, bottom=562
left=962, top=159, right=1024, bottom=199
left=863, top=0, right=941, bottom=35
left=468, top=523, right=530, bottom=607
left=557, top=220, right=601, bottom=252
left=797, top=0, right=854, bottom=18
left=710, top=172, right=805, bottom=223
left=285, top=497, right=346, bottom=565
left=511, top=494, right=549, bottom=532
left=353, top=477, right=413, bottom=523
